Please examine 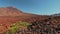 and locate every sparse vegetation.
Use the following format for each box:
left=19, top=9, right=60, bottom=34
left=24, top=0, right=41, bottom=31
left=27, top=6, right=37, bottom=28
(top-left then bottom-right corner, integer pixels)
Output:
left=3, top=21, right=31, bottom=34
